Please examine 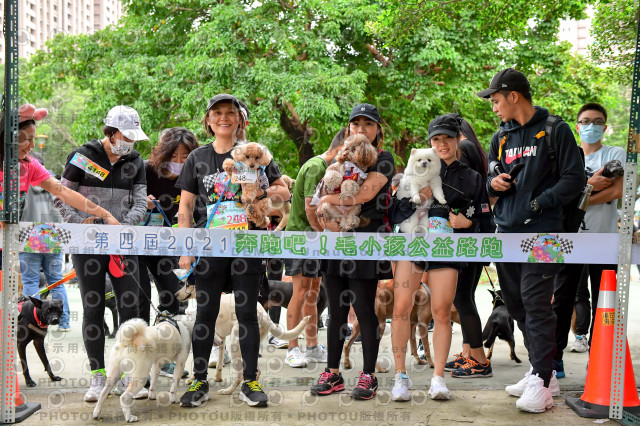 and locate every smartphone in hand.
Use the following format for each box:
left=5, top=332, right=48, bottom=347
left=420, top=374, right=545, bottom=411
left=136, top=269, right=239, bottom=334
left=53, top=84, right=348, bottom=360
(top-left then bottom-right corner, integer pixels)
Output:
left=506, top=163, right=524, bottom=183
